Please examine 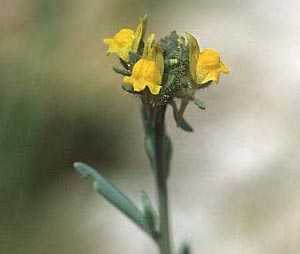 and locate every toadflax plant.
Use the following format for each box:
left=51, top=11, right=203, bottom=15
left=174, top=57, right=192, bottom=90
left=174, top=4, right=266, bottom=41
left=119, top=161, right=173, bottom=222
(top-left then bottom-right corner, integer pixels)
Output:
left=74, top=15, right=230, bottom=254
